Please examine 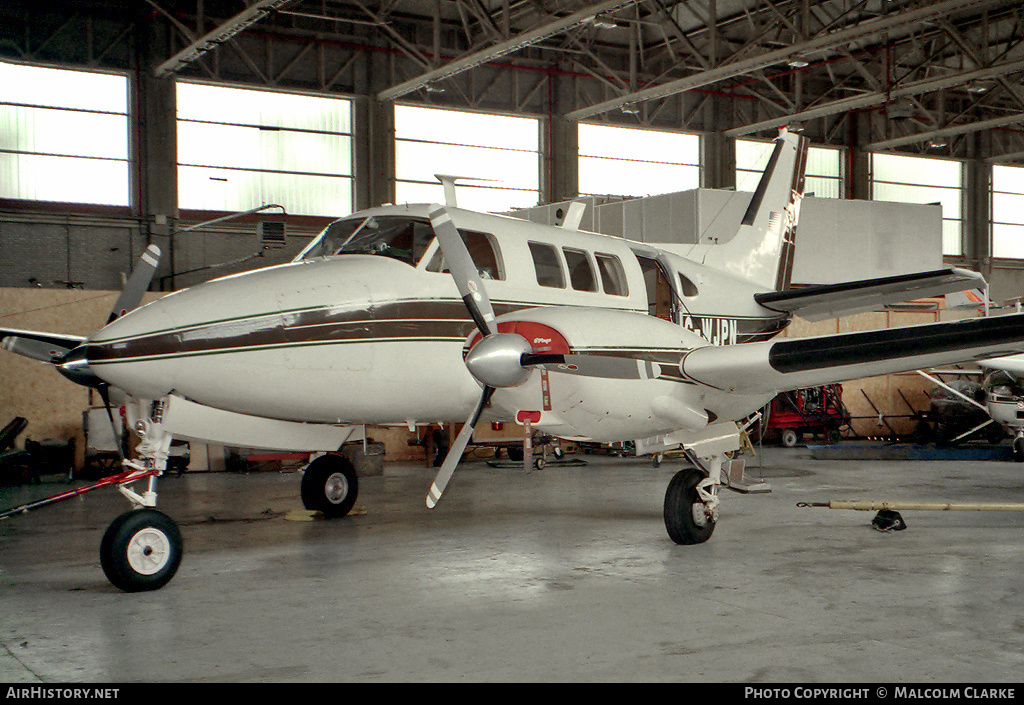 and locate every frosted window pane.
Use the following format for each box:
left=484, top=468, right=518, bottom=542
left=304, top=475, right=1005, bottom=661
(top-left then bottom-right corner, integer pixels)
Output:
left=395, top=140, right=537, bottom=188
left=396, top=180, right=537, bottom=213
left=0, top=62, right=129, bottom=206
left=177, top=82, right=350, bottom=133
left=0, top=61, right=127, bottom=113
left=177, top=122, right=351, bottom=175
left=736, top=140, right=775, bottom=173
left=0, top=152, right=127, bottom=205
left=993, top=165, right=1024, bottom=196
left=176, top=82, right=353, bottom=216
left=873, top=153, right=961, bottom=187
left=578, top=156, right=698, bottom=197
left=991, top=166, right=1024, bottom=259
left=178, top=166, right=352, bottom=217
left=738, top=140, right=841, bottom=181
left=577, top=124, right=698, bottom=198
left=804, top=176, right=840, bottom=199
left=993, top=192, right=1024, bottom=223
left=394, top=105, right=539, bottom=212
left=578, top=124, right=698, bottom=163
left=806, top=147, right=841, bottom=178
left=0, top=105, right=127, bottom=159
left=395, top=105, right=536, bottom=149
left=942, top=220, right=961, bottom=256
left=993, top=223, right=1024, bottom=259
left=873, top=182, right=960, bottom=217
